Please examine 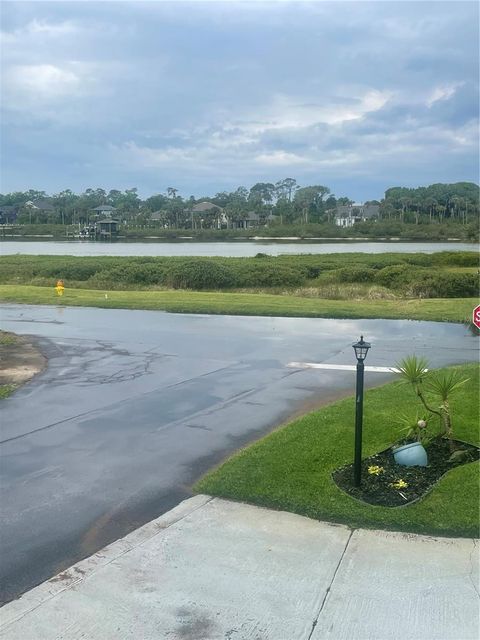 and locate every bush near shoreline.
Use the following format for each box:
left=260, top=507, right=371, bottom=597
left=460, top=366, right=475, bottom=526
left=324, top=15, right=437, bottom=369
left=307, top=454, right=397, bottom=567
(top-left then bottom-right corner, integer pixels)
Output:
left=1, top=251, right=478, bottom=298
left=2, top=219, right=479, bottom=241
